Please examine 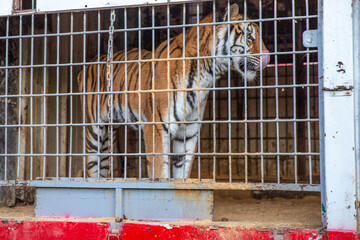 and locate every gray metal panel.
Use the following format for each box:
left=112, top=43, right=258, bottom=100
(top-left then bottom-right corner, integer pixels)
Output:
left=35, top=187, right=213, bottom=221
left=35, top=188, right=115, bottom=218
left=122, top=189, right=213, bottom=221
